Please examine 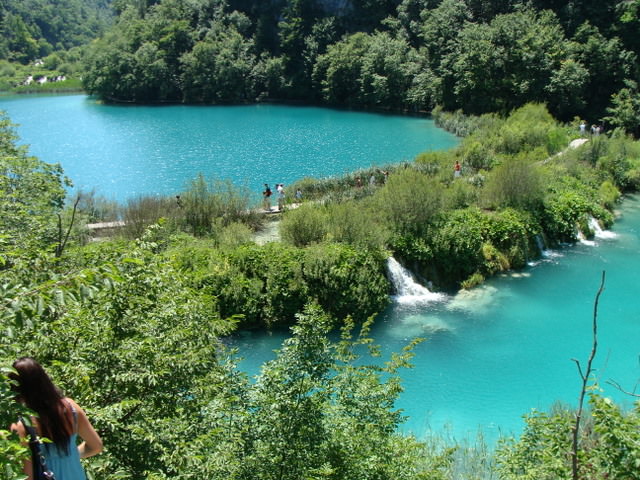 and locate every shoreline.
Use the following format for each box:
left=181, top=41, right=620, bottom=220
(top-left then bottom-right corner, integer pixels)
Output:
left=0, top=89, right=435, bottom=119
